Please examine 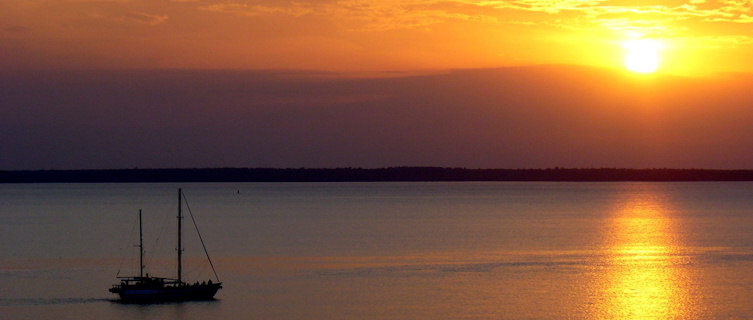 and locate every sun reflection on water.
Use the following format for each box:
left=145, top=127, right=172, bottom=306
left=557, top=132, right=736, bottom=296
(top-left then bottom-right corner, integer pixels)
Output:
left=593, top=188, right=691, bottom=319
